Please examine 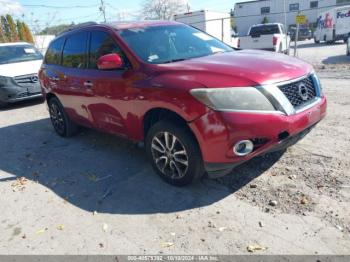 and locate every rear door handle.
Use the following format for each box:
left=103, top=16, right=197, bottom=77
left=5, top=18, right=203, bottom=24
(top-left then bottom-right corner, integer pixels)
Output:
left=84, top=81, right=93, bottom=88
